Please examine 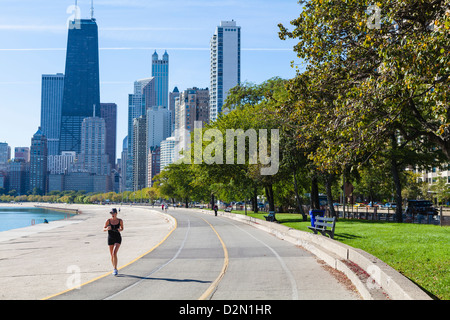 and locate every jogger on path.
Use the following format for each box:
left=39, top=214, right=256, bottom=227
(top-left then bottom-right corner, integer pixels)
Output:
left=103, top=208, right=124, bottom=276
